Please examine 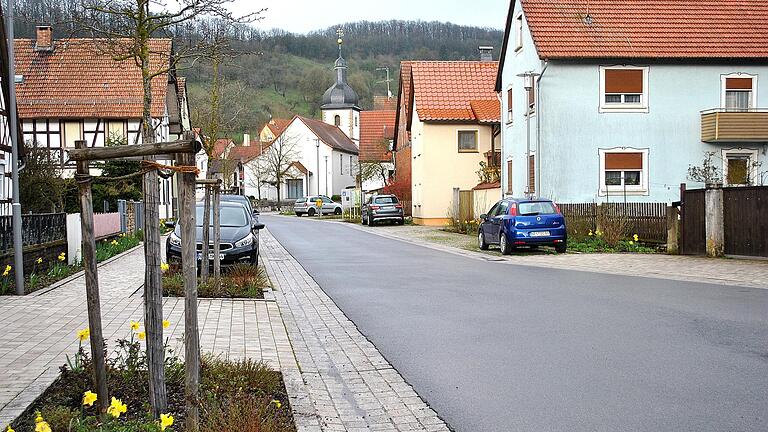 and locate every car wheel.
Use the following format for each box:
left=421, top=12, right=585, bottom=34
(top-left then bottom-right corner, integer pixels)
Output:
left=369, top=216, right=376, bottom=226
left=555, top=243, right=567, bottom=254
left=499, top=233, right=513, bottom=255
left=334, top=207, right=342, bottom=215
left=397, top=218, right=404, bottom=225
left=362, top=213, right=368, bottom=225
left=295, top=212, right=301, bottom=217
left=308, top=207, right=316, bottom=217
left=478, top=231, right=489, bottom=250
